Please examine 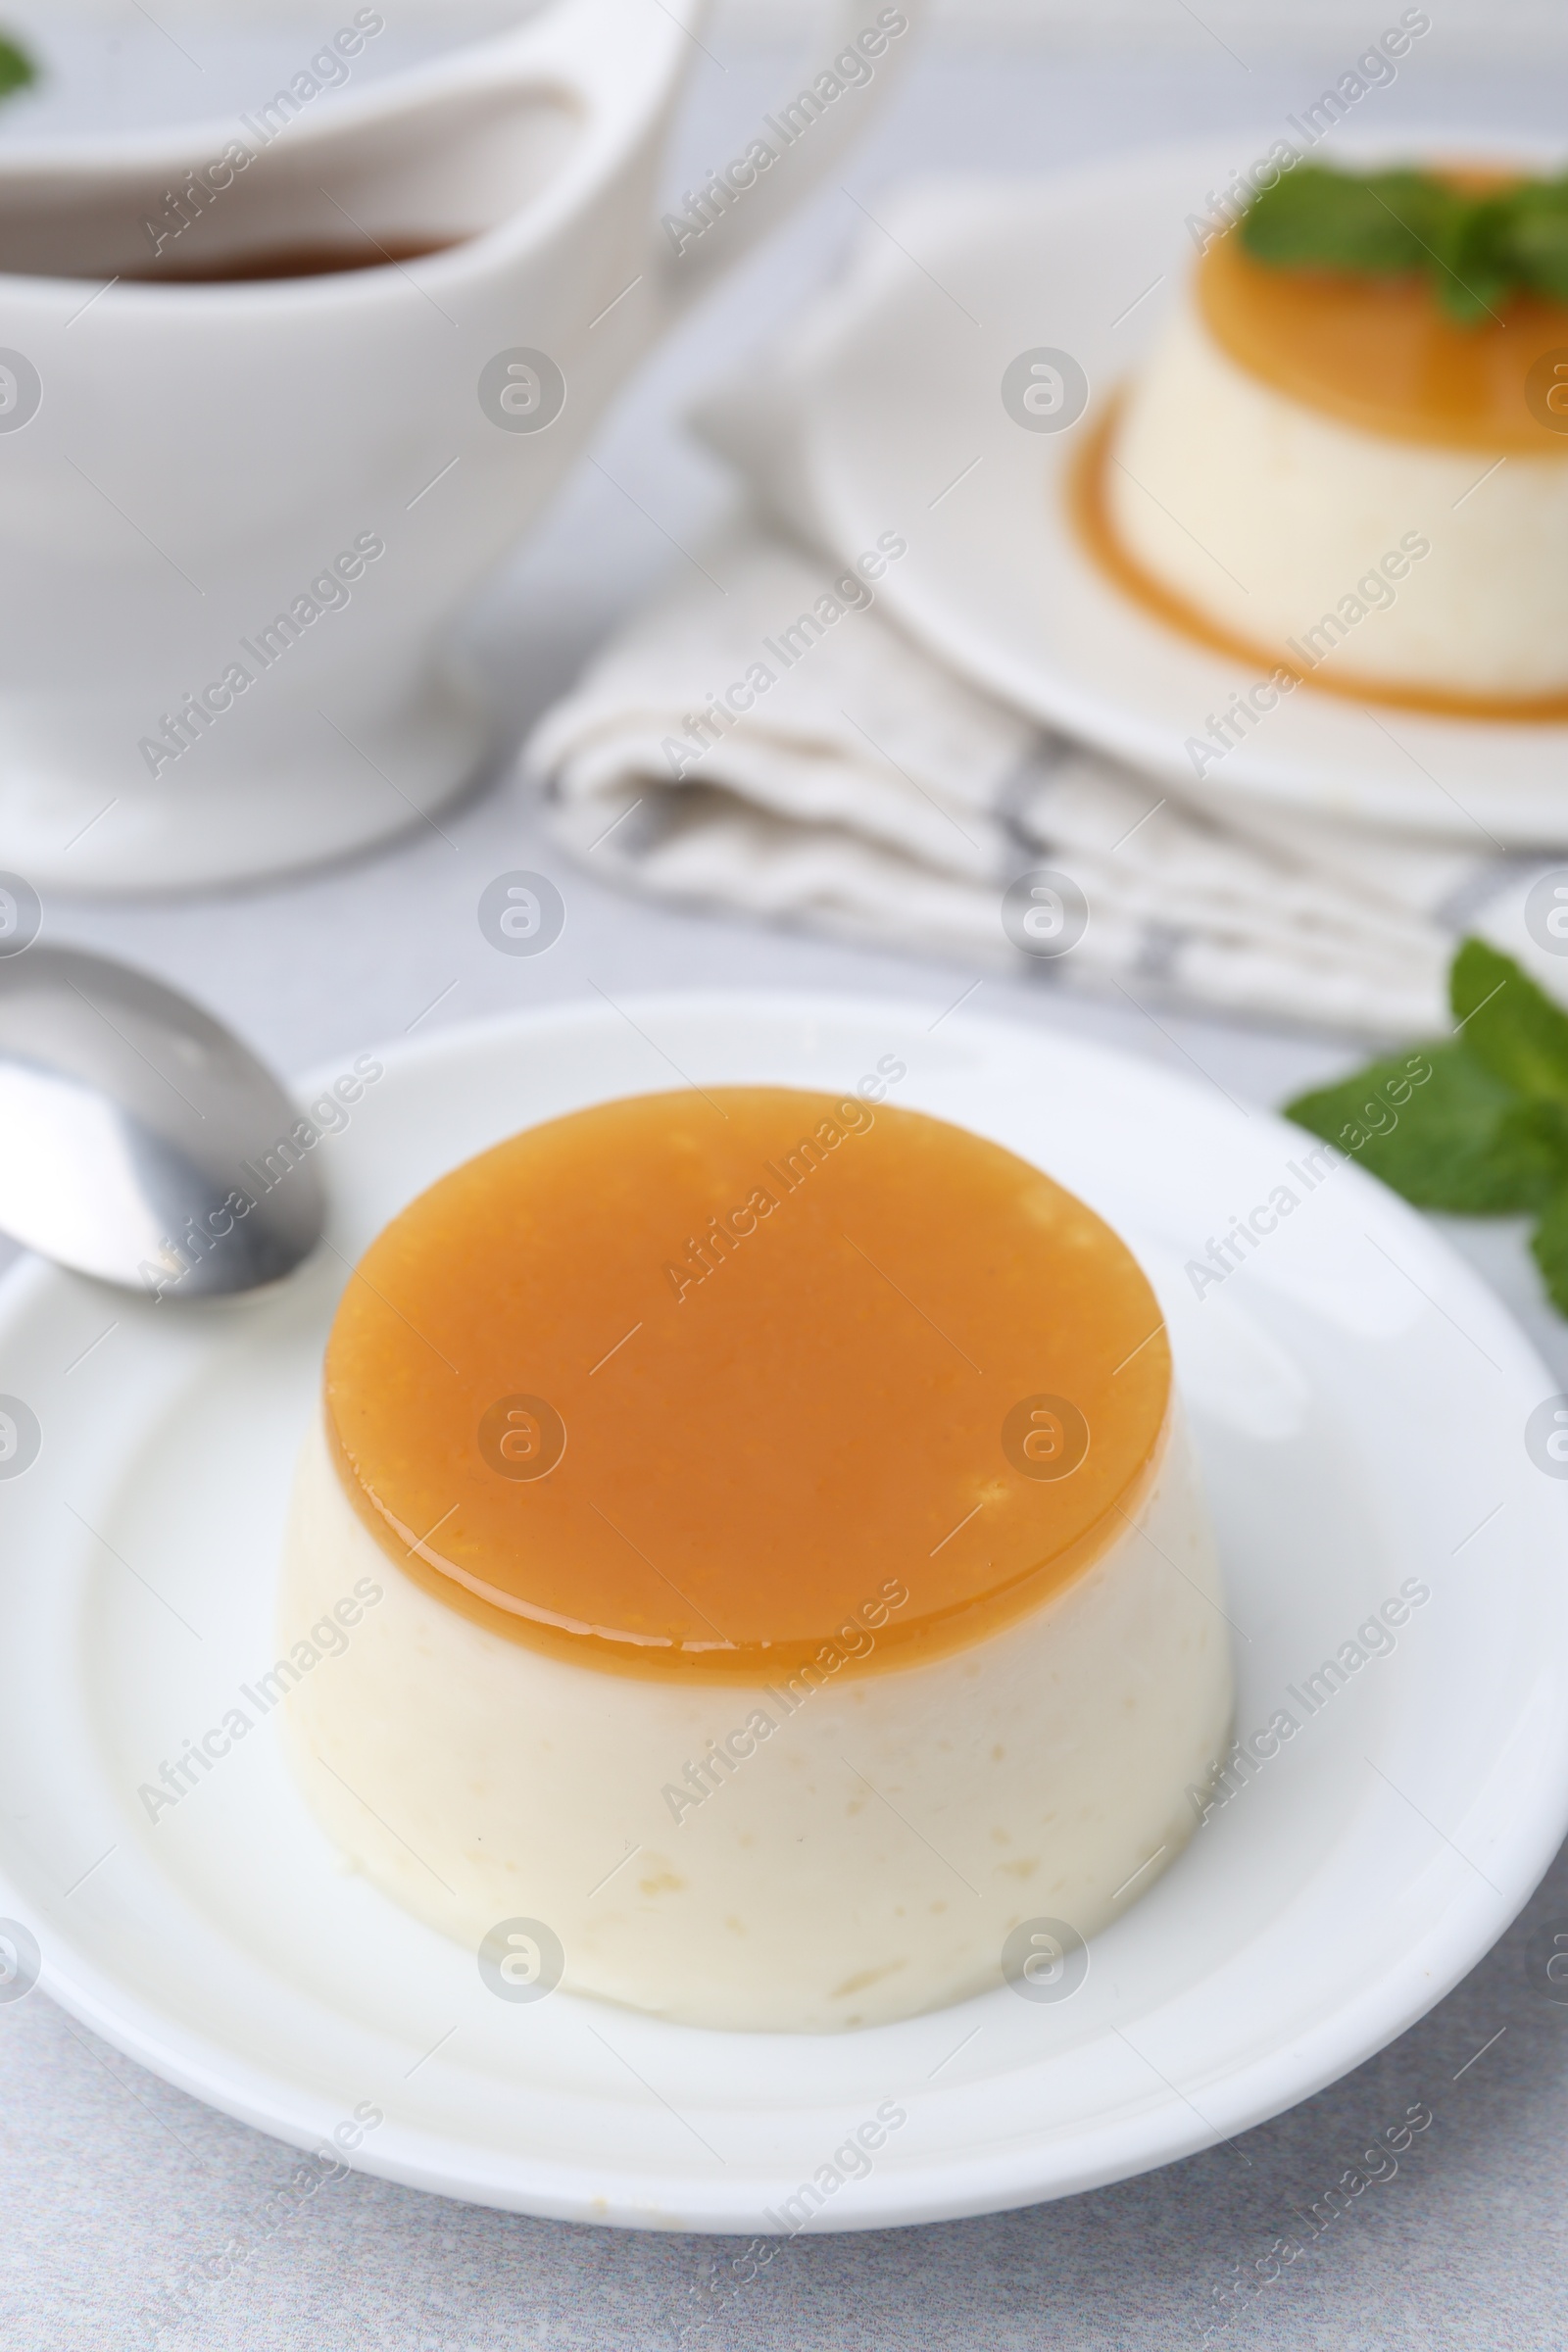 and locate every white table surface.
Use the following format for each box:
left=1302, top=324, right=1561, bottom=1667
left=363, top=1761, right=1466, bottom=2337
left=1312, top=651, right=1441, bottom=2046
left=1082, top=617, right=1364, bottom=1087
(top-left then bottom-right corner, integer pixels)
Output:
left=6, top=16, right=1568, bottom=2349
